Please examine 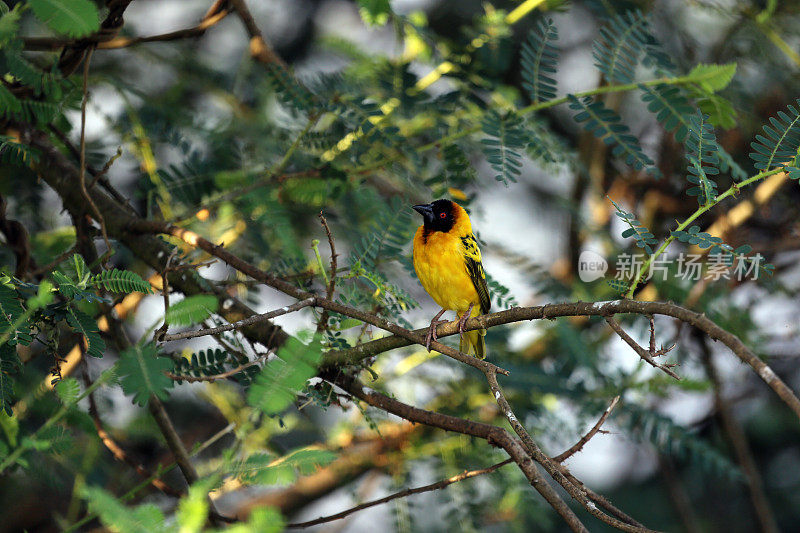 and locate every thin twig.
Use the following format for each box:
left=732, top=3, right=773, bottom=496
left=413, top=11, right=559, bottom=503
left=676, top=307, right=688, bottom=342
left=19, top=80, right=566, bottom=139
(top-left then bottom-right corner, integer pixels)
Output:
left=166, top=353, right=267, bottom=383
left=331, top=373, right=590, bottom=533
left=700, top=333, right=779, bottom=533
left=129, top=219, right=510, bottom=376
left=24, top=3, right=229, bottom=51
left=286, top=459, right=513, bottom=528
left=483, top=368, right=653, bottom=533
left=229, top=0, right=287, bottom=67
left=77, top=47, right=113, bottom=261
left=161, top=297, right=315, bottom=342
left=87, top=146, right=123, bottom=190
left=82, top=368, right=182, bottom=497
left=605, top=316, right=680, bottom=379
left=315, top=212, right=337, bottom=334
left=154, top=250, right=178, bottom=342
left=553, top=396, right=620, bottom=462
